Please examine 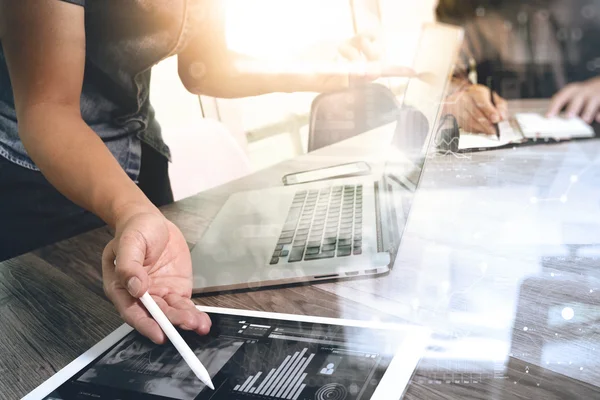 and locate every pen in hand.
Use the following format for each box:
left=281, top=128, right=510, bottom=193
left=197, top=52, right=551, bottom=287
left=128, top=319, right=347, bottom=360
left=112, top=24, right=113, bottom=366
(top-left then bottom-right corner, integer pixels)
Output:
left=487, top=76, right=501, bottom=141
left=114, top=260, right=215, bottom=390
